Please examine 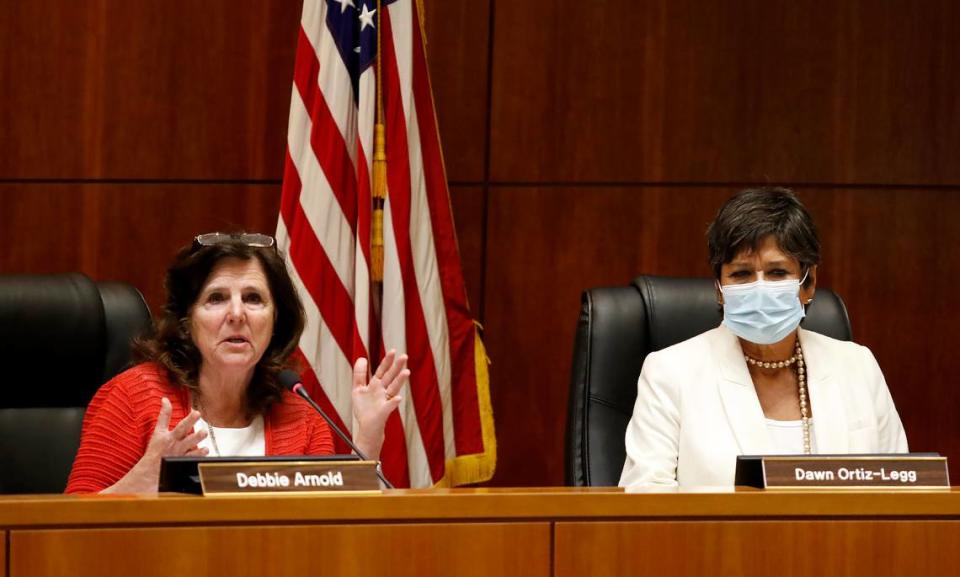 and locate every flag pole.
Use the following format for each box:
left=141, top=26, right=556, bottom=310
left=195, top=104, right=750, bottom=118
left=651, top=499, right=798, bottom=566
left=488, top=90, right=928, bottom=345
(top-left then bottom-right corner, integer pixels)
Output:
left=370, top=0, right=387, bottom=363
